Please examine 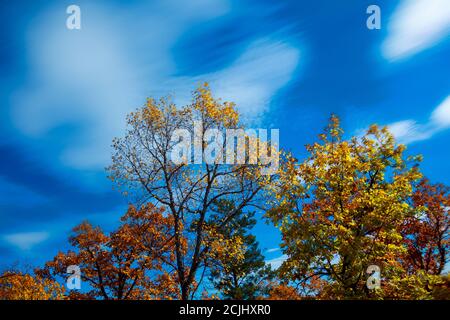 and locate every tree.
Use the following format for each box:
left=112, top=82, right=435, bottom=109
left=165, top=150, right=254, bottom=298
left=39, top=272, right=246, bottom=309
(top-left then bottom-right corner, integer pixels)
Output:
left=0, top=271, right=64, bottom=300
left=432, top=274, right=450, bottom=300
left=208, top=200, right=274, bottom=299
left=108, top=84, right=273, bottom=299
left=266, top=282, right=302, bottom=300
left=43, top=204, right=179, bottom=300
left=401, top=178, right=449, bottom=275
left=379, top=178, right=450, bottom=299
left=266, top=115, right=424, bottom=298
